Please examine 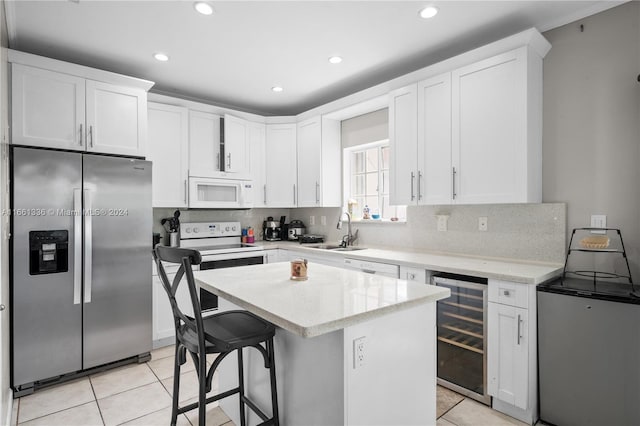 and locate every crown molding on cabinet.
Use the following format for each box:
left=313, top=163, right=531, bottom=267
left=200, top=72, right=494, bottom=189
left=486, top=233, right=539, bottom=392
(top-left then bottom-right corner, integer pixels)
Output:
left=7, top=49, right=154, bottom=92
